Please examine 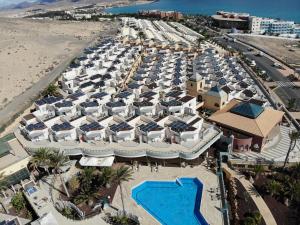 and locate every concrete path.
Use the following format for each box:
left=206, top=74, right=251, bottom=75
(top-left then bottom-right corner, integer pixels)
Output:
left=222, top=164, right=277, bottom=225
